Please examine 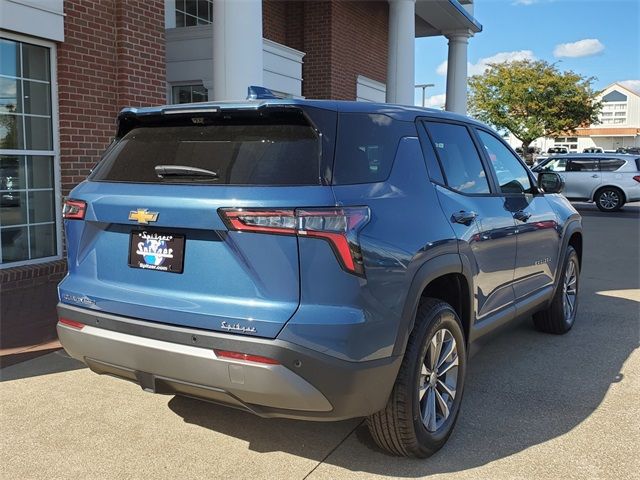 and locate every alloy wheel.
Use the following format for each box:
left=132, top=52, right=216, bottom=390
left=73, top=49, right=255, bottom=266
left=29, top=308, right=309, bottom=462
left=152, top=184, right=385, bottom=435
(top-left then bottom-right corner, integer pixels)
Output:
left=599, top=190, right=619, bottom=210
left=562, top=258, right=578, bottom=323
left=418, top=328, right=459, bottom=432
